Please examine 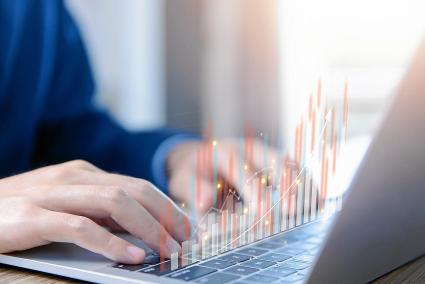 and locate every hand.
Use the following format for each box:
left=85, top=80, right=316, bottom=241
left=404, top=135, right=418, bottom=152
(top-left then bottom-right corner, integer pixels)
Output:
left=0, top=160, right=190, bottom=264
left=167, top=138, right=284, bottom=214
